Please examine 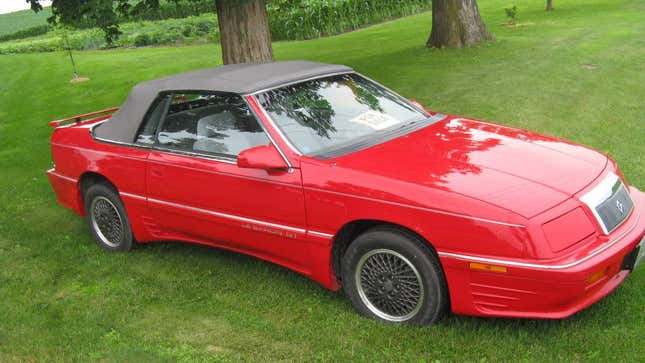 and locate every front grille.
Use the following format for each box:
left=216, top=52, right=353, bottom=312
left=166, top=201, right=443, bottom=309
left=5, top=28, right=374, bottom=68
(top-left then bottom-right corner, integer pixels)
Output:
left=580, top=173, right=634, bottom=235
left=595, top=184, right=633, bottom=233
